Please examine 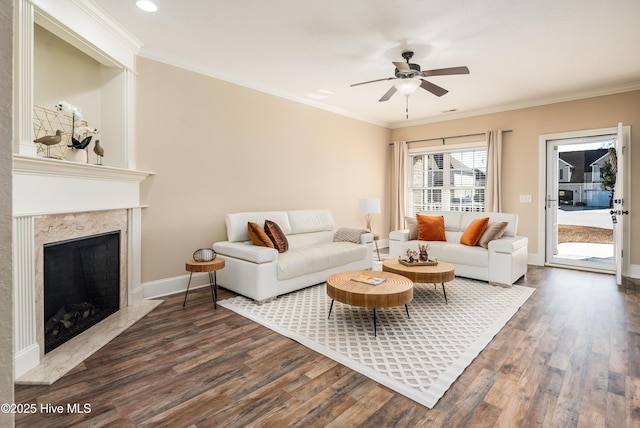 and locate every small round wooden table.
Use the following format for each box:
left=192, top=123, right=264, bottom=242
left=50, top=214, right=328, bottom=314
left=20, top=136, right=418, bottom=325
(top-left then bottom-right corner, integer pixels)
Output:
left=183, top=258, right=225, bottom=309
left=326, top=270, right=413, bottom=336
left=382, top=258, right=455, bottom=303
